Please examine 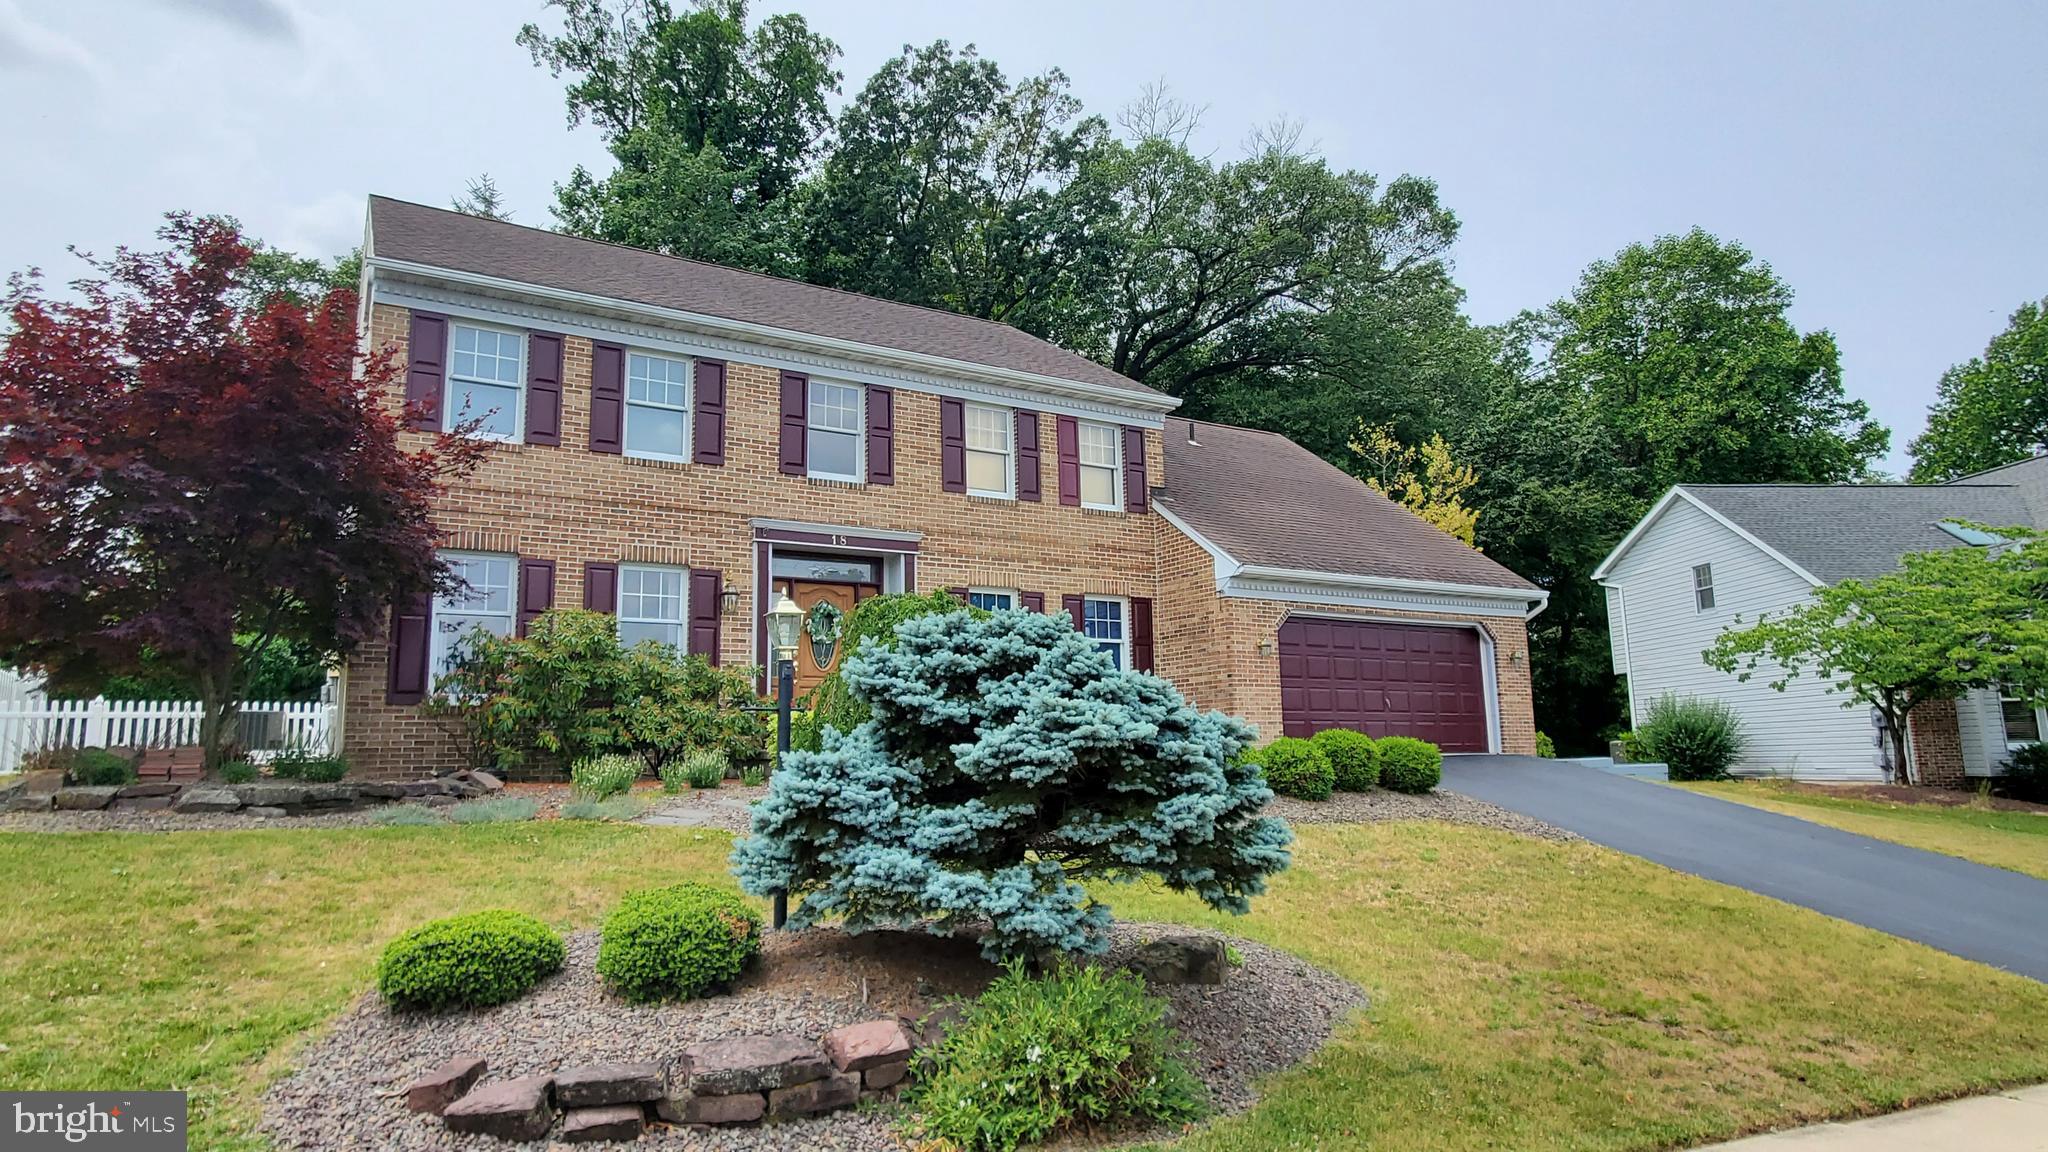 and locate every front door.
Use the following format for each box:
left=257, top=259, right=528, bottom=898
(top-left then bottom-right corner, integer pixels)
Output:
left=775, top=580, right=869, bottom=695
